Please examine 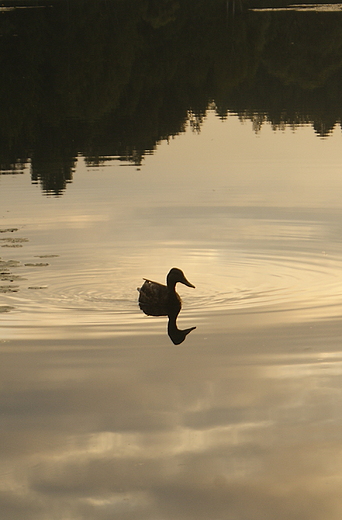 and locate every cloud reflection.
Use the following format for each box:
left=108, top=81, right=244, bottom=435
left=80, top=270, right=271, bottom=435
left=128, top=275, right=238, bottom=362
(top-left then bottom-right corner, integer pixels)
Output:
left=2, top=329, right=342, bottom=519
